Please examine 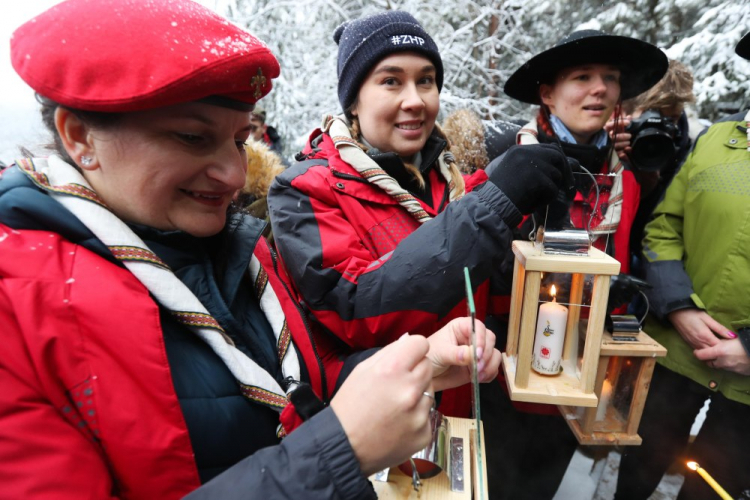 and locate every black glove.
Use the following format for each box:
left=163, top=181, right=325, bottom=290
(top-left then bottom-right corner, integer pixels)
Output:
left=486, top=144, right=571, bottom=215
left=606, top=273, right=652, bottom=314
left=529, top=156, right=581, bottom=230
